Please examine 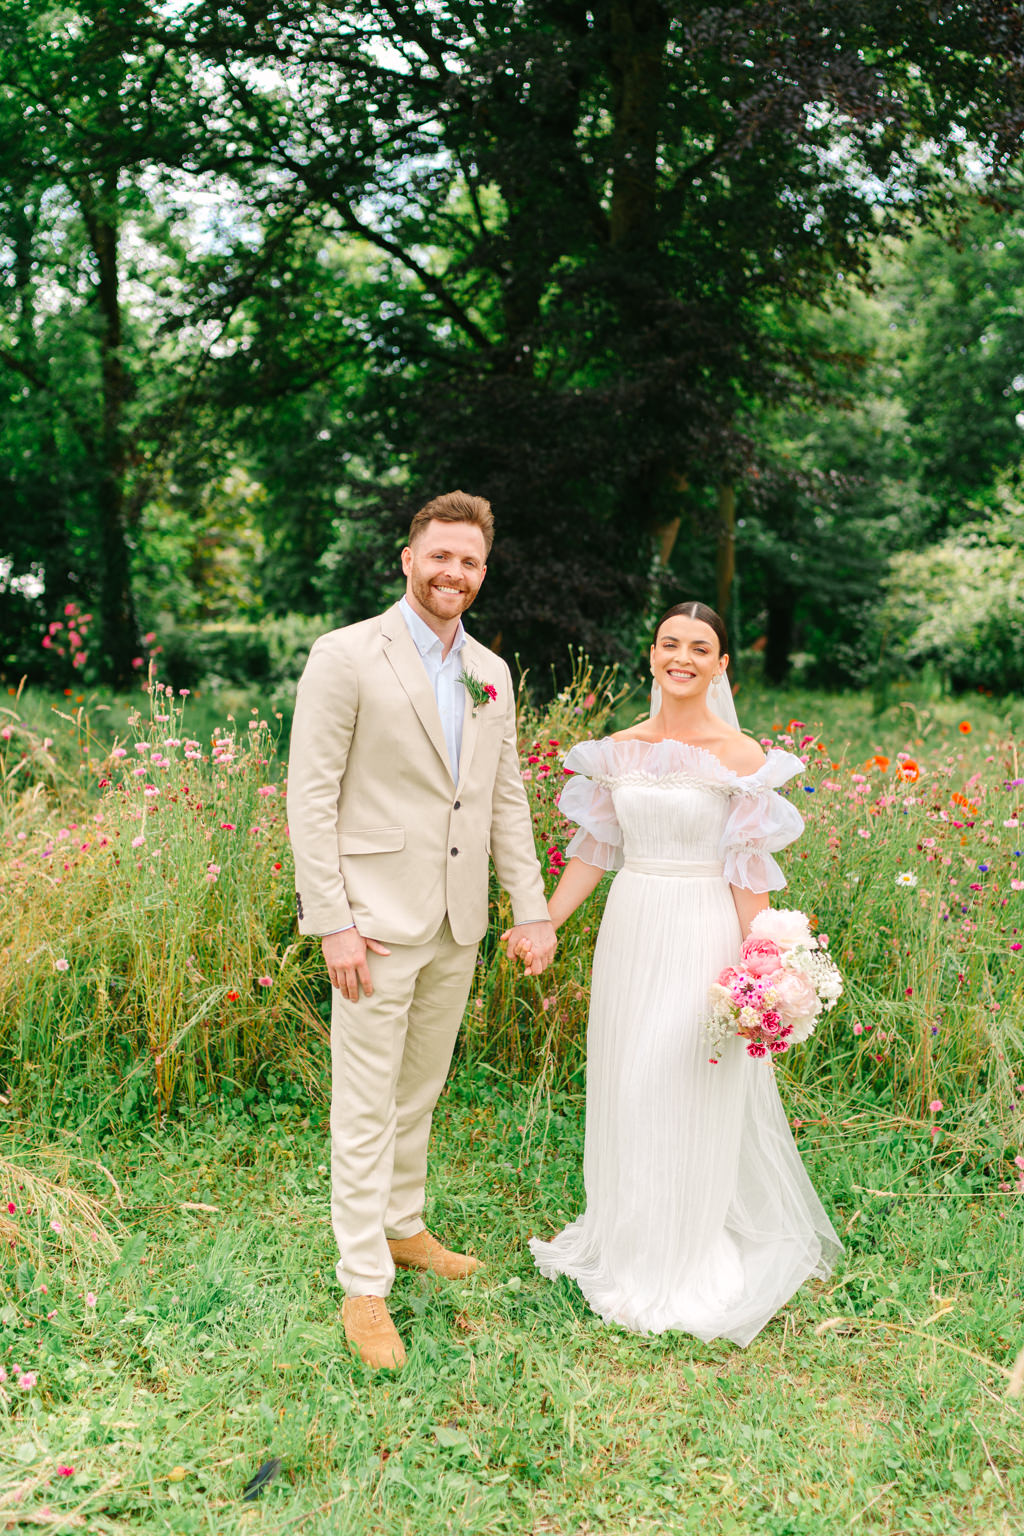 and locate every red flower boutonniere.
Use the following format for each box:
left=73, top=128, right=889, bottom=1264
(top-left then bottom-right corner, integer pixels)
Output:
left=459, top=669, right=497, bottom=716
